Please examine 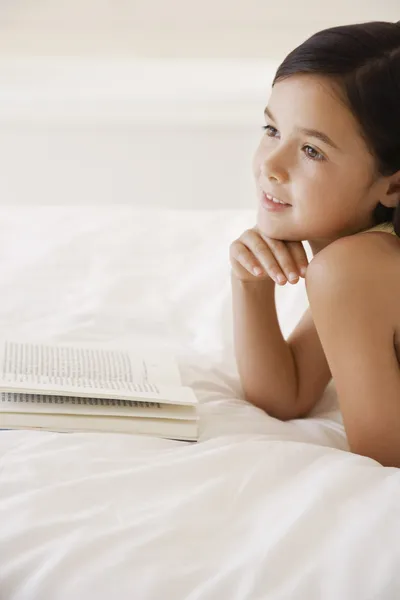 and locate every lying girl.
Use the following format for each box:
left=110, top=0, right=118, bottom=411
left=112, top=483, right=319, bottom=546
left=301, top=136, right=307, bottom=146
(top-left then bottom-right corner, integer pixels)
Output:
left=230, top=21, right=400, bottom=468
